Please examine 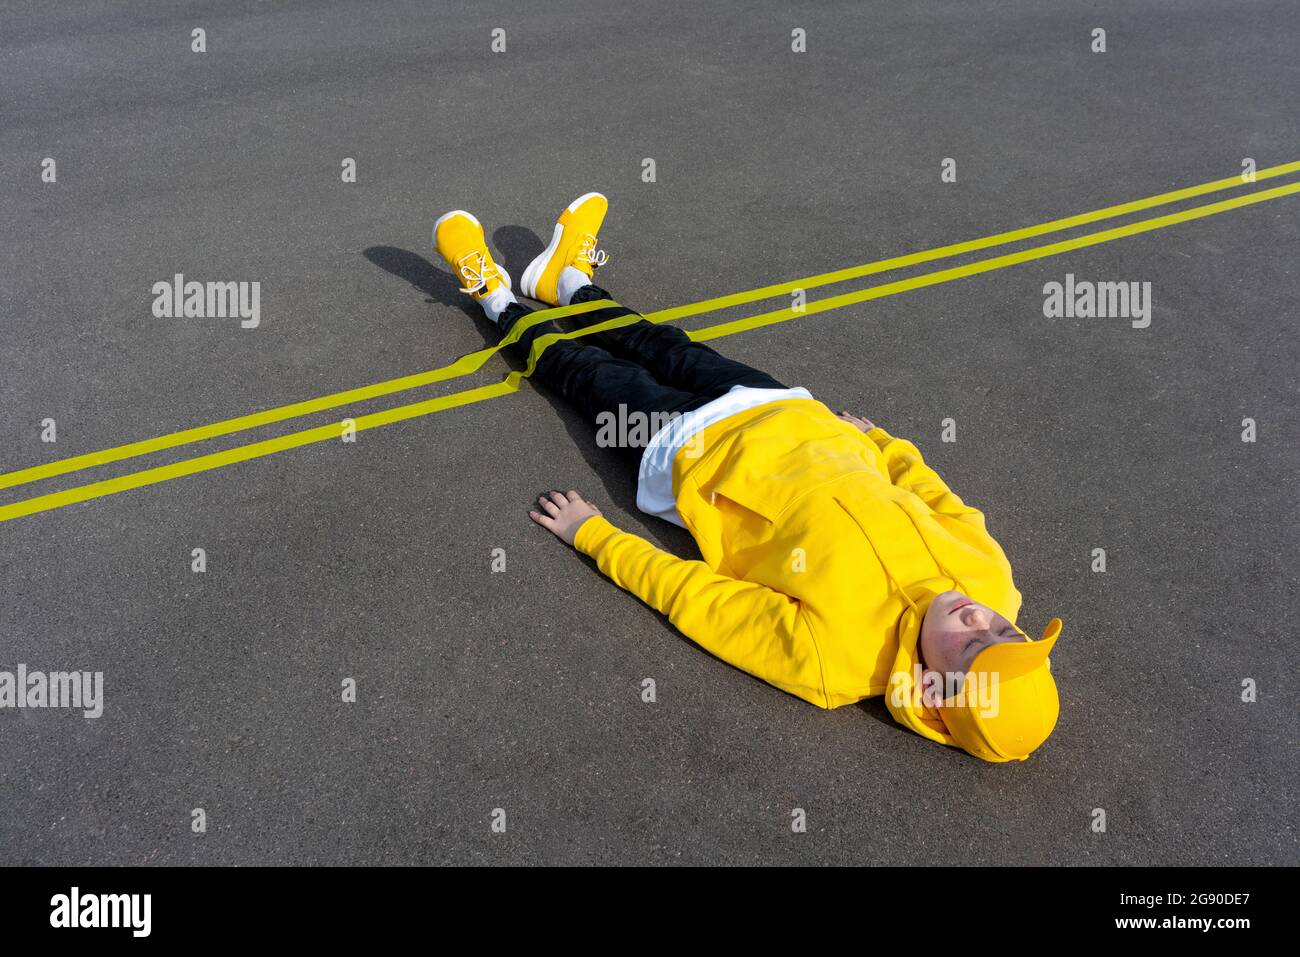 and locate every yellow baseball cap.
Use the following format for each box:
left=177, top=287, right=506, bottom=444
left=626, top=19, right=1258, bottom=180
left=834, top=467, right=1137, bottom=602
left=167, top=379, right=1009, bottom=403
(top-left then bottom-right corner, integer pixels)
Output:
left=937, top=618, right=1063, bottom=762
